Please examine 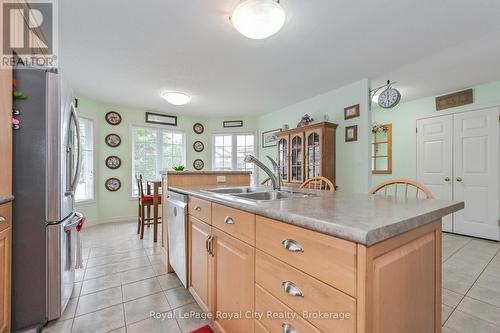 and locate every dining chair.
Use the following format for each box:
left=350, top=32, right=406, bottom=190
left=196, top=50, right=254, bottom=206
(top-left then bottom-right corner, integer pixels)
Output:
left=135, top=174, right=162, bottom=239
left=369, top=178, right=434, bottom=199
left=299, top=176, right=335, bottom=192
